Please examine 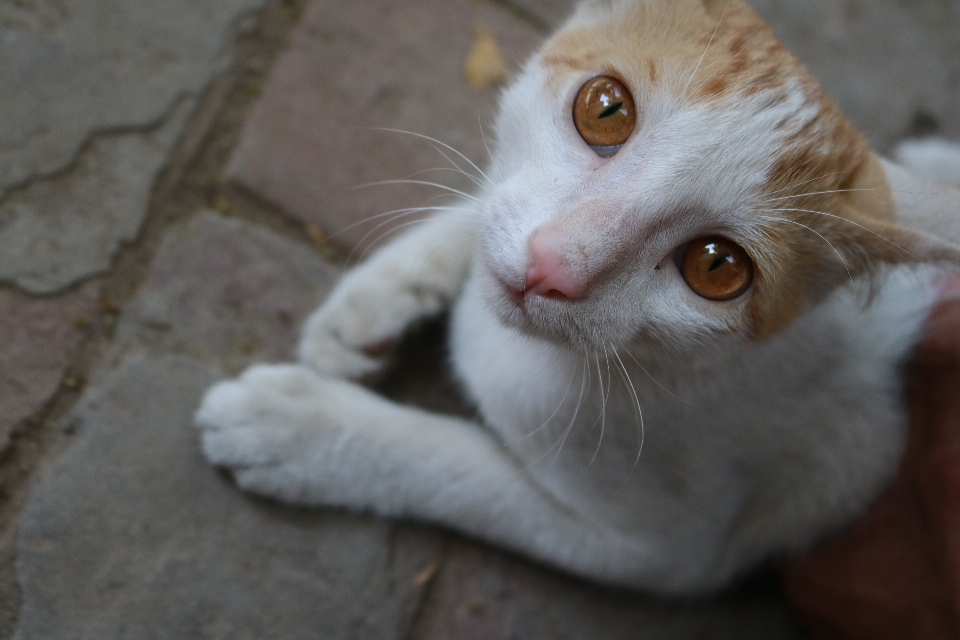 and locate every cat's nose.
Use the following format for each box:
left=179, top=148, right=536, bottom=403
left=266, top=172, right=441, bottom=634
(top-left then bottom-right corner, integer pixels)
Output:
left=526, top=233, right=588, bottom=300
